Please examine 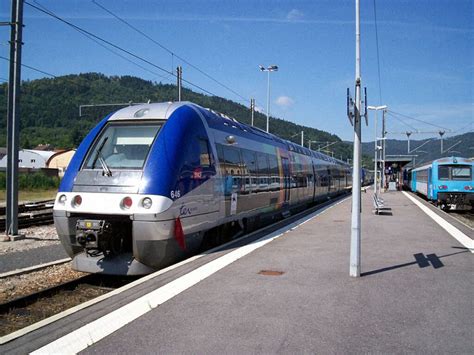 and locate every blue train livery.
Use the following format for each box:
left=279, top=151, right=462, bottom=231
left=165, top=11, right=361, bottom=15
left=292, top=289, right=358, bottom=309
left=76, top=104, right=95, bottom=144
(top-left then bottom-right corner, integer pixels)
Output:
left=409, top=157, right=473, bottom=210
